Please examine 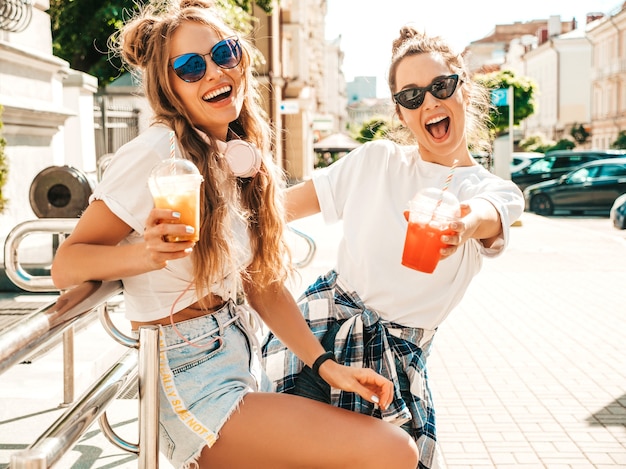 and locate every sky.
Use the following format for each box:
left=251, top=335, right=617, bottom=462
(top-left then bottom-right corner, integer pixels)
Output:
left=325, top=0, right=621, bottom=97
